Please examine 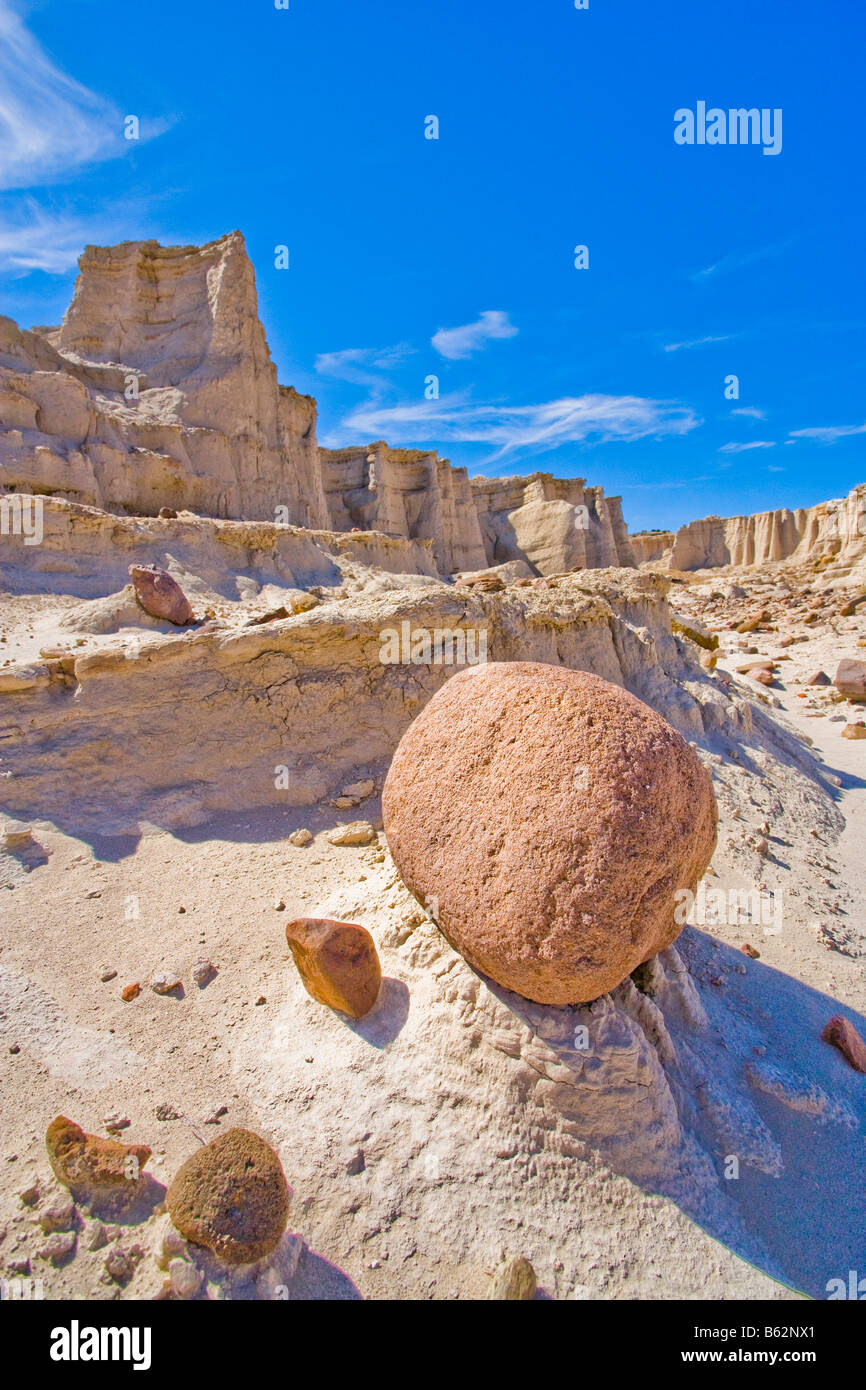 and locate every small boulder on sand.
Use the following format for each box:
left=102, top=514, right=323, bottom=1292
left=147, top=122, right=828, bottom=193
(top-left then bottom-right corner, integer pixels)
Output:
left=382, top=661, right=717, bottom=1005
left=46, top=1116, right=151, bottom=1193
left=327, top=821, right=376, bottom=846
left=822, top=1015, right=866, bottom=1073
left=128, top=564, right=194, bottom=626
left=834, top=659, right=866, bottom=699
left=285, top=917, right=381, bottom=1019
left=166, top=1129, right=290, bottom=1265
